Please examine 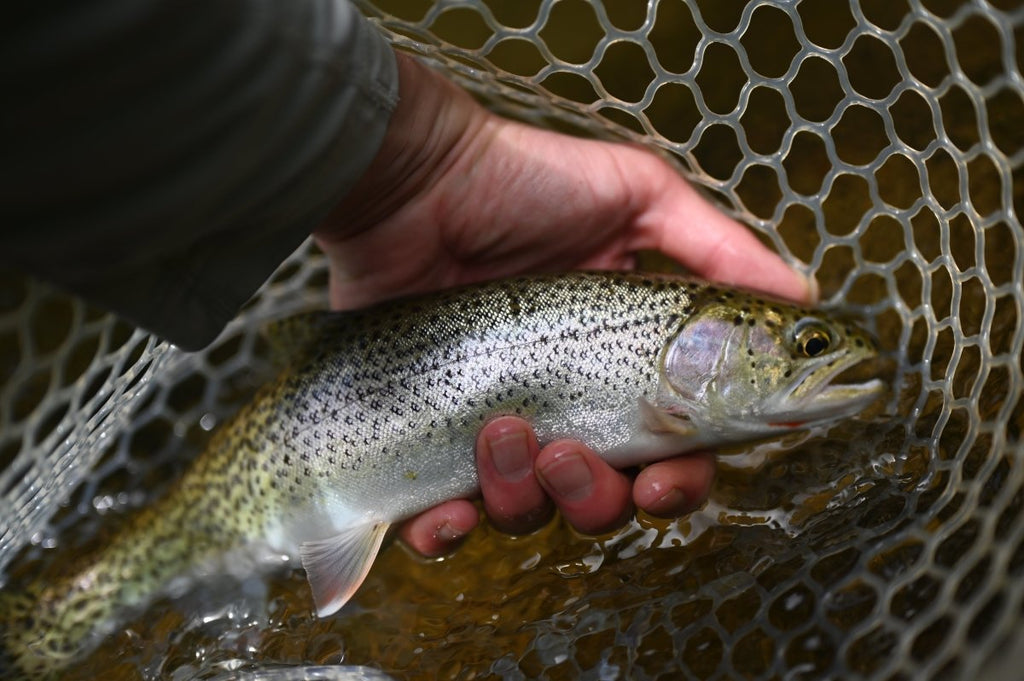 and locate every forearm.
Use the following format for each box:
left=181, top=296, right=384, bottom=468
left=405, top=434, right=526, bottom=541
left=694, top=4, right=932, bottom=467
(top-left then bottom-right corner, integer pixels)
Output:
left=1, top=0, right=398, bottom=350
